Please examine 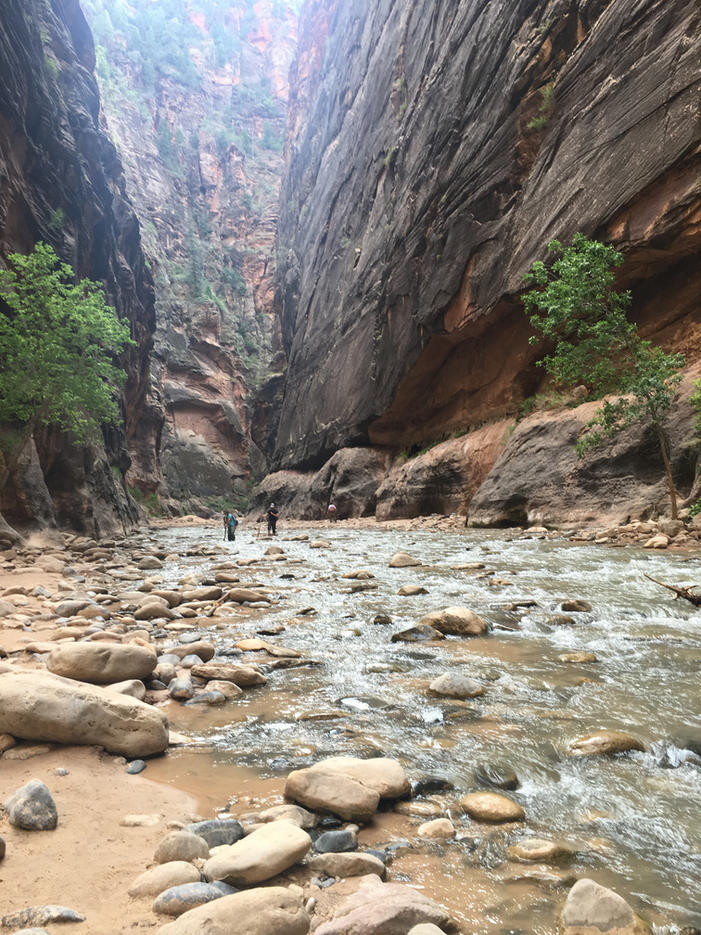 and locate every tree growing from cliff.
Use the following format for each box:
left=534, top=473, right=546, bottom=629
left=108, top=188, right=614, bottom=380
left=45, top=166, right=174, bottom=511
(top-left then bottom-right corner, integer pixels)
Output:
left=523, top=233, right=685, bottom=519
left=0, top=242, right=133, bottom=450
